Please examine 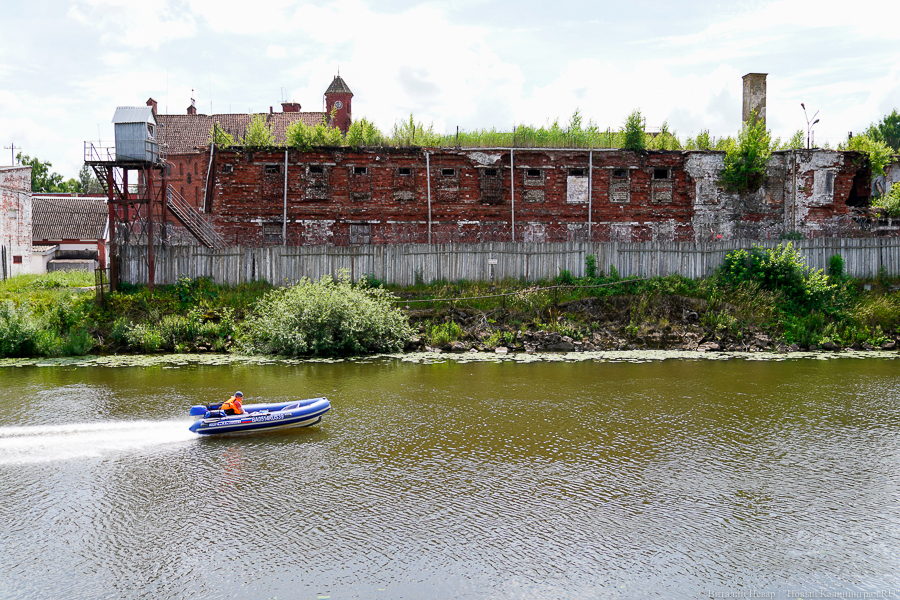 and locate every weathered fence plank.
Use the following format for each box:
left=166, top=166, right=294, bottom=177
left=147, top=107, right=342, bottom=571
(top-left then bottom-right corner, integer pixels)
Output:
left=119, top=238, right=900, bottom=287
